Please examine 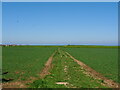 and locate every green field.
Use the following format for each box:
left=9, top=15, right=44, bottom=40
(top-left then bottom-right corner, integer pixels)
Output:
left=29, top=49, right=106, bottom=88
left=62, top=46, right=118, bottom=83
left=2, top=45, right=119, bottom=88
left=2, top=46, right=57, bottom=81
